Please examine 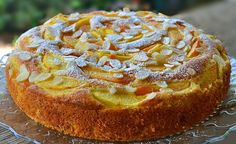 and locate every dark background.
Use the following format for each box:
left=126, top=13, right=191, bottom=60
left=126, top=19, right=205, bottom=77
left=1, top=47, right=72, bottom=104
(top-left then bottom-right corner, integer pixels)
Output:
left=0, top=0, right=221, bottom=33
